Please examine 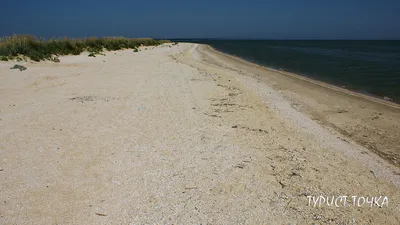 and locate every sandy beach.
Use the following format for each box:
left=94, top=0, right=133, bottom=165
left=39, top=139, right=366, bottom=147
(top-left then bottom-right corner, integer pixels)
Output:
left=1, top=43, right=399, bottom=224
